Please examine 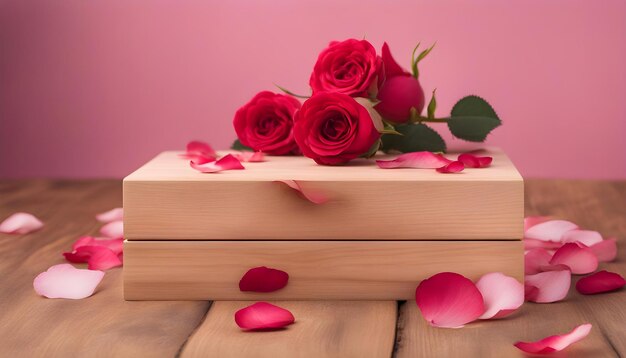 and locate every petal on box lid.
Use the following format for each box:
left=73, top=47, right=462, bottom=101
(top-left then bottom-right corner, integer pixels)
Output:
left=239, top=266, right=289, bottom=292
